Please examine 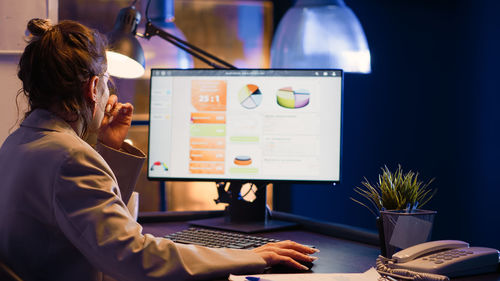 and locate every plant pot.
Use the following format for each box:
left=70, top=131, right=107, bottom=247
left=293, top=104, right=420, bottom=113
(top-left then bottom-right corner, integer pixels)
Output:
left=378, top=209, right=437, bottom=258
